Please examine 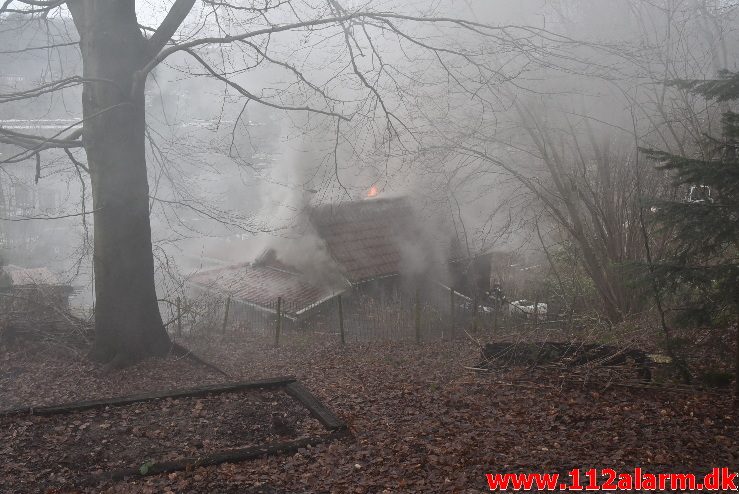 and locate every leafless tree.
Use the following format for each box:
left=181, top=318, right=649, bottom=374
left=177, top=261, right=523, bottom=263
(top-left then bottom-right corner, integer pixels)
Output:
left=428, top=0, right=737, bottom=322
left=0, top=0, right=580, bottom=366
